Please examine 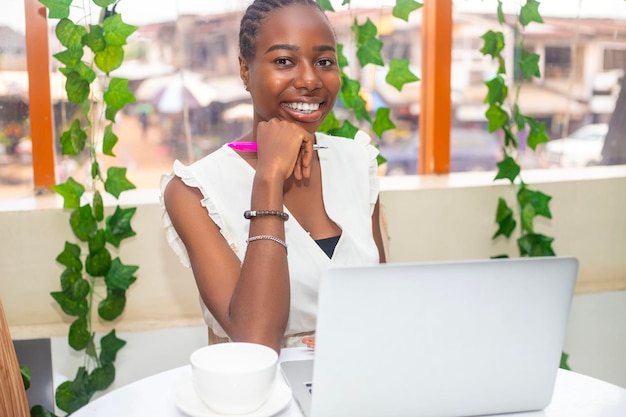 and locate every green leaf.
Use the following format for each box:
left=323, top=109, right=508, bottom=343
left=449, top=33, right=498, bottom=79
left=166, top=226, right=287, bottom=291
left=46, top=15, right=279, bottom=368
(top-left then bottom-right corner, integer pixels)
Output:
left=316, top=0, right=335, bottom=11
left=496, top=0, right=505, bottom=24
left=100, top=330, right=126, bottom=365
left=480, top=30, right=505, bottom=58
left=104, top=167, right=136, bottom=199
left=98, top=289, right=127, bottom=321
left=336, top=43, right=349, bottom=69
left=104, top=78, right=136, bottom=115
left=59, top=119, right=87, bottom=155
left=51, top=291, right=88, bottom=317
left=55, top=367, right=94, bottom=413
left=513, top=104, right=526, bottom=131
left=89, top=363, right=116, bottom=391
left=103, top=124, right=119, bottom=156
left=339, top=76, right=370, bottom=122
left=39, top=0, right=72, bottom=19
left=66, top=71, right=91, bottom=104
left=519, top=0, right=544, bottom=27
left=55, top=19, right=87, bottom=49
left=493, top=197, right=516, bottom=239
left=71, top=278, right=91, bottom=301
left=86, top=247, right=113, bottom=277
left=20, top=363, right=31, bottom=390
left=518, top=187, right=552, bottom=219
left=56, top=241, right=82, bottom=270
left=88, top=229, right=107, bottom=252
left=68, top=316, right=91, bottom=350
left=105, top=206, right=137, bottom=248
left=105, top=258, right=138, bottom=290
left=83, top=25, right=106, bottom=53
left=392, top=0, right=422, bottom=22
left=103, top=14, right=137, bottom=47
left=519, top=49, right=541, bottom=81
left=520, top=203, right=536, bottom=234
left=30, top=405, right=59, bottom=417
left=502, top=124, right=518, bottom=148
left=372, top=107, right=396, bottom=138
left=93, top=0, right=117, bottom=7
left=353, top=19, right=384, bottom=67
left=385, top=59, right=419, bottom=91
left=485, top=104, right=508, bottom=133
left=95, top=45, right=125, bottom=74
left=526, top=118, right=550, bottom=150
left=485, top=76, right=508, bottom=106
left=560, top=351, right=571, bottom=370
left=318, top=110, right=341, bottom=134
left=70, top=205, right=98, bottom=242
left=60, top=61, right=97, bottom=84
left=60, top=268, right=82, bottom=294
left=53, top=48, right=84, bottom=68
left=329, top=120, right=359, bottom=139
left=494, top=155, right=521, bottom=183
left=52, top=177, right=85, bottom=209
left=93, top=190, right=104, bottom=222
left=518, top=233, right=555, bottom=257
